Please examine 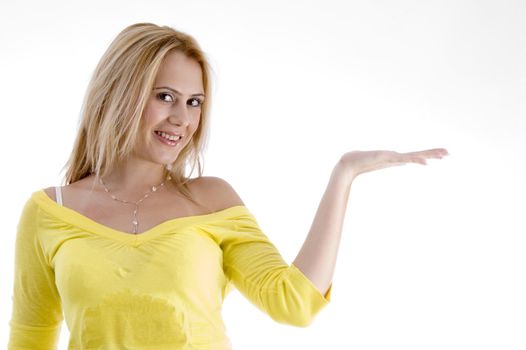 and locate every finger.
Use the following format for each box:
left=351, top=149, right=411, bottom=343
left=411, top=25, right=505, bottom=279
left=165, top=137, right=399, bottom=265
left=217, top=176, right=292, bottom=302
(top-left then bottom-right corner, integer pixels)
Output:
left=424, top=148, right=448, bottom=156
left=393, top=152, right=428, bottom=165
left=407, top=148, right=449, bottom=159
left=424, top=148, right=449, bottom=157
